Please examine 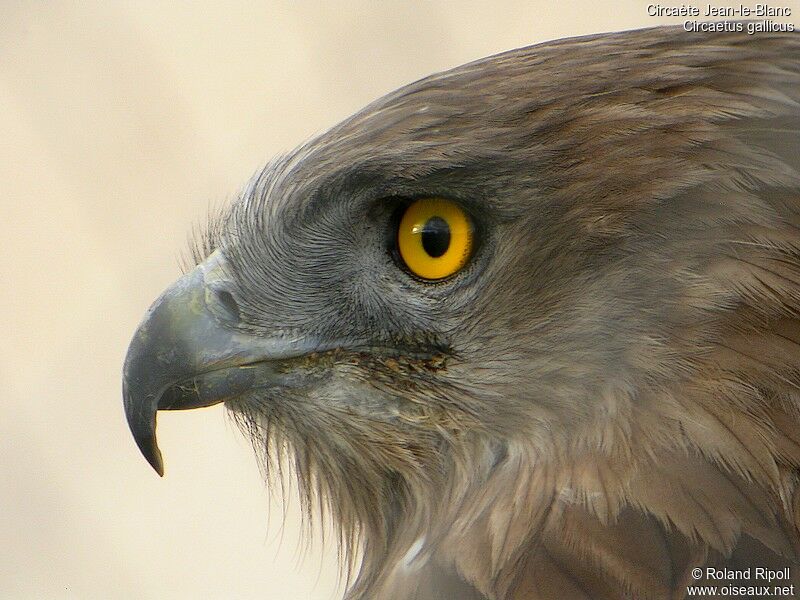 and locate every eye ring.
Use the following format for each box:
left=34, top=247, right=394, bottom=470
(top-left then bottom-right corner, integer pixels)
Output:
left=396, top=198, right=473, bottom=280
